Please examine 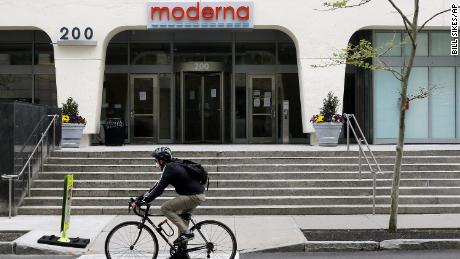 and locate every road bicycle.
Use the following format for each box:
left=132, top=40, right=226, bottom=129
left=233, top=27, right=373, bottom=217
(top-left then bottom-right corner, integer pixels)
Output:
left=105, top=199, right=237, bottom=259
